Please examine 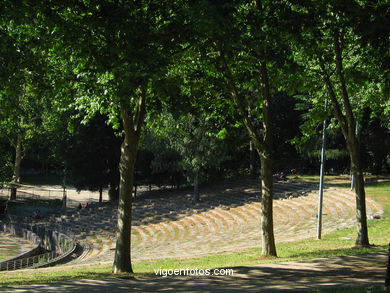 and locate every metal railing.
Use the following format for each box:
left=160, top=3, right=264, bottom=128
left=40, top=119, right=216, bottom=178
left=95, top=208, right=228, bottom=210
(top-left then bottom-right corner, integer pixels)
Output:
left=0, top=186, right=64, bottom=201
left=20, top=189, right=63, bottom=200
left=0, top=251, right=59, bottom=271
left=0, top=222, right=77, bottom=271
